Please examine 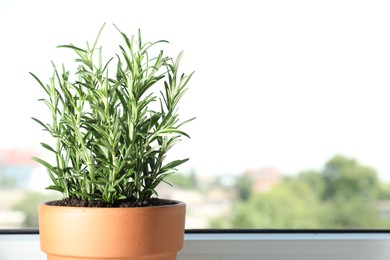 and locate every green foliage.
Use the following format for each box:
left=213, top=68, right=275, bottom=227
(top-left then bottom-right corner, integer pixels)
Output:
left=323, top=155, right=379, bottom=201
left=226, top=179, right=327, bottom=228
left=293, top=170, right=326, bottom=196
left=322, top=197, right=387, bottom=228
left=165, top=171, right=198, bottom=190
left=212, top=155, right=390, bottom=229
left=378, top=183, right=390, bottom=200
left=0, top=172, right=17, bottom=188
left=12, top=192, right=60, bottom=227
left=235, top=175, right=253, bottom=201
left=31, top=24, right=194, bottom=206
